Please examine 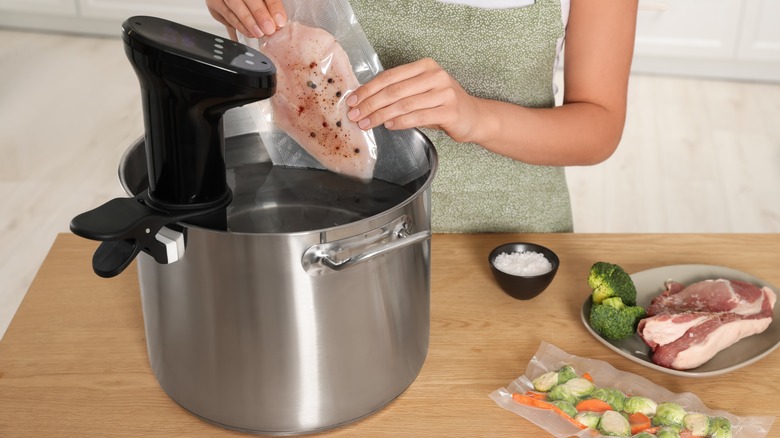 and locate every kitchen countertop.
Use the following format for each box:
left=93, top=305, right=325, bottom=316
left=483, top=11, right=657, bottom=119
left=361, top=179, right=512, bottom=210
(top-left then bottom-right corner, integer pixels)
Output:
left=1, top=233, right=778, bottom=437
